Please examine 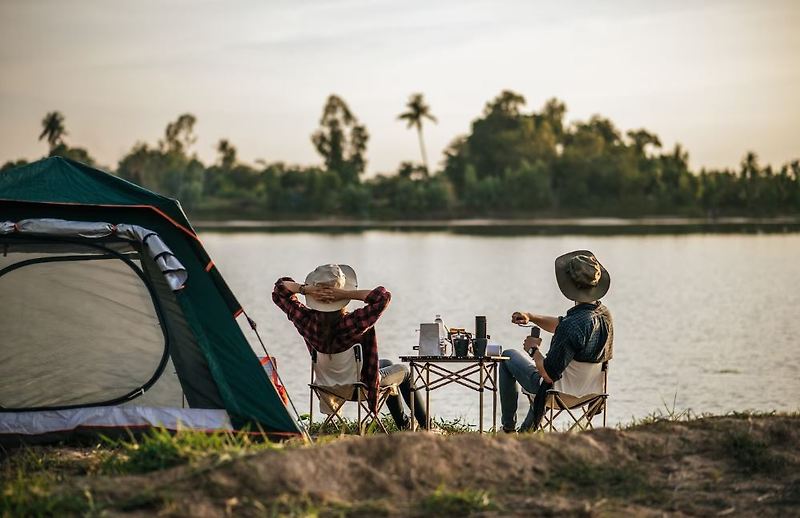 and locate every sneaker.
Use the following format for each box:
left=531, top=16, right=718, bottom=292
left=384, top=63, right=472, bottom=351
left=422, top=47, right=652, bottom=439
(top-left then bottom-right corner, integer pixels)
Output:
left=399, top=416, right=415, bottom=431
left=424, top=422, right=445, bottom=435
